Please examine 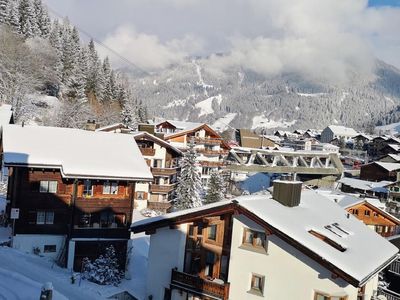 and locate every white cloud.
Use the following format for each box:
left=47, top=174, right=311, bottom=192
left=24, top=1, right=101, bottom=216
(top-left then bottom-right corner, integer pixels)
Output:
left=99, top=26, right=203, bottom=71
